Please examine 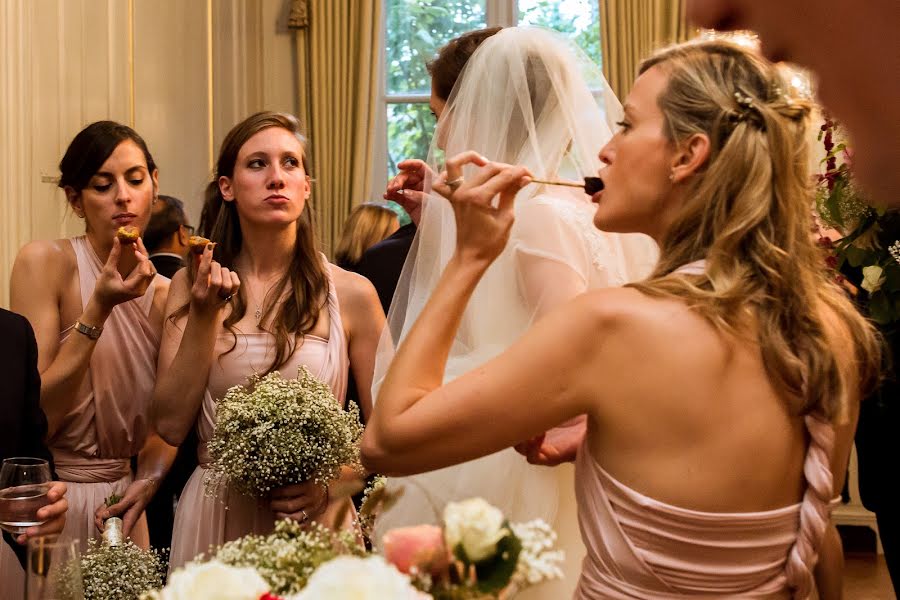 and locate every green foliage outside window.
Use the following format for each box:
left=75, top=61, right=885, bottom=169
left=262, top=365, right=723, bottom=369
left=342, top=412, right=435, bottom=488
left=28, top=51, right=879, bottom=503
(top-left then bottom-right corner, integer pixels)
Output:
left=385, top=0, right=602, bottom=176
